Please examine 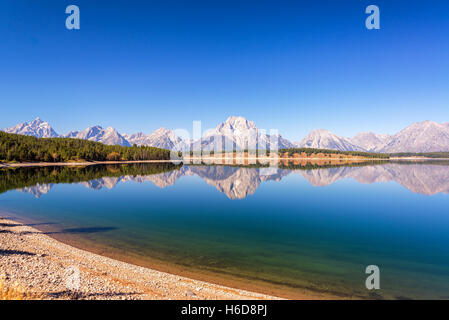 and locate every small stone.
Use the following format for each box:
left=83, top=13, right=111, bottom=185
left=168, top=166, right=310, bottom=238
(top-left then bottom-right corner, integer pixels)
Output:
left=186, top=289, right=197, bottom=297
